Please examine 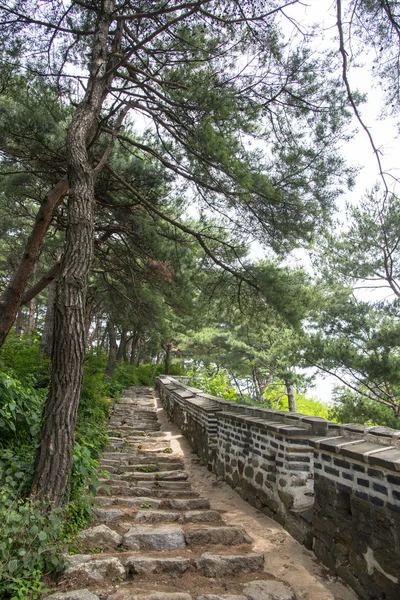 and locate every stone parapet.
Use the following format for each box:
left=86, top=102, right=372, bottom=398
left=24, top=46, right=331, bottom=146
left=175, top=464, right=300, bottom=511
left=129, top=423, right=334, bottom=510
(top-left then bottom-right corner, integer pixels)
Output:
left=156, top=375, right=400, bottom=600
